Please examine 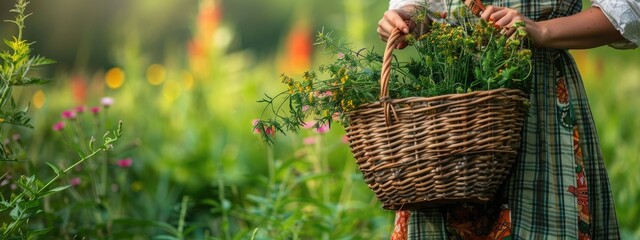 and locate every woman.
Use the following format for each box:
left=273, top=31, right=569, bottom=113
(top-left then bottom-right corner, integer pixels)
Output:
left=377, top=0, right=639, bottom=239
